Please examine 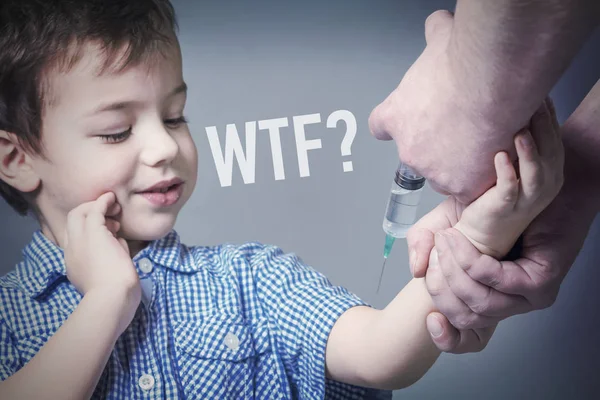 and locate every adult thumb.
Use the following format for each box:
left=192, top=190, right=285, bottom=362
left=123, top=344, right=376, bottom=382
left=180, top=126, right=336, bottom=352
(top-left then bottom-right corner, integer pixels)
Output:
left=406, top=198, right=456, bottom=277
left=406, top=226, right=435, bottom=278
left=424, top=10, right=454, bottom=45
